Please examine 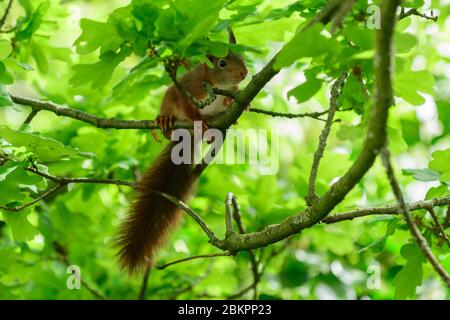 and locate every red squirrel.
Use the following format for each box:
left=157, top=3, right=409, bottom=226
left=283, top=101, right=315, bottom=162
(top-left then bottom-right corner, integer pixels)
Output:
left=115, top=28, right=248, bottom=273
